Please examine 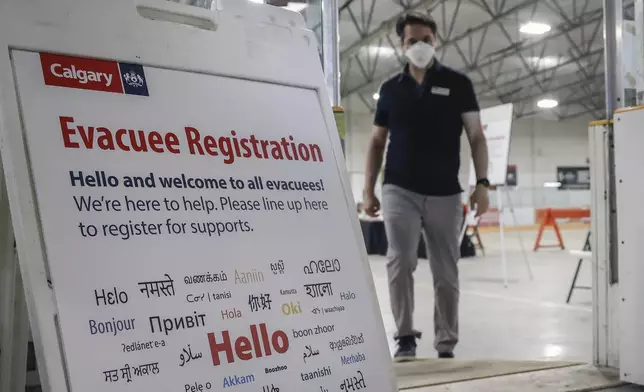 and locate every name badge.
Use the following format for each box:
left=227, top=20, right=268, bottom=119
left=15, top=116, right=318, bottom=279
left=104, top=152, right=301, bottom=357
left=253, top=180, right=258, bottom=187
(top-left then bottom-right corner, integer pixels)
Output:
left=431, top=86, right=450, bottom=96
